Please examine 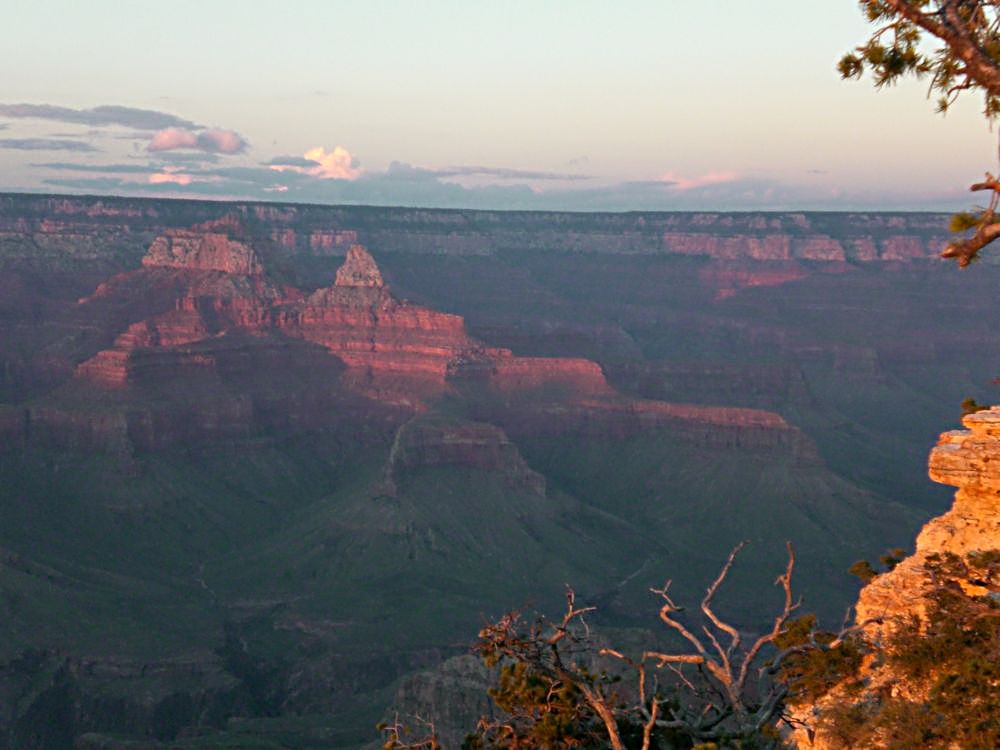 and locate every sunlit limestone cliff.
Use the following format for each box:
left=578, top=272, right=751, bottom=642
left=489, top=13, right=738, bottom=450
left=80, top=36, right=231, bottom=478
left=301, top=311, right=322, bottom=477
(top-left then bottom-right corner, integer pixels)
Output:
left=794, top=407, right=1000, bottom=748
